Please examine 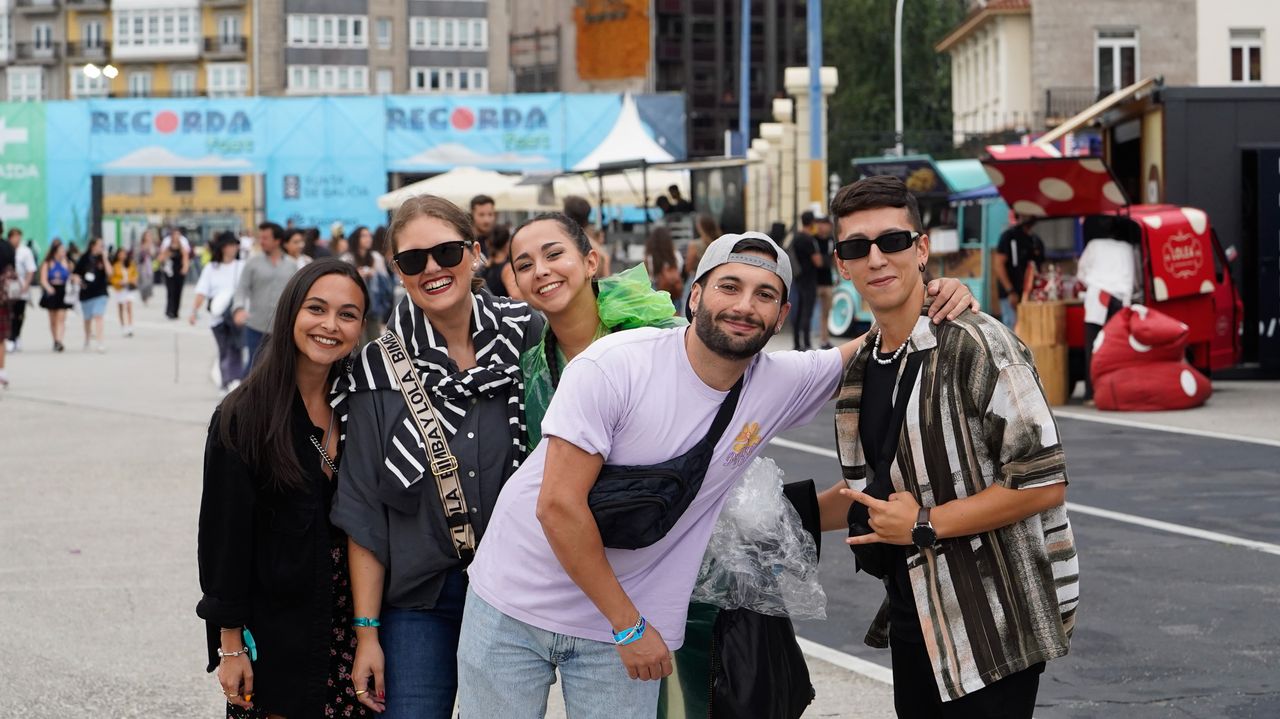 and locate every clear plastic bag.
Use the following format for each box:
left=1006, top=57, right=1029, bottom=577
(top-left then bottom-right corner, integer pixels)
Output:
left=691, top=457, right=827, bottom=620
